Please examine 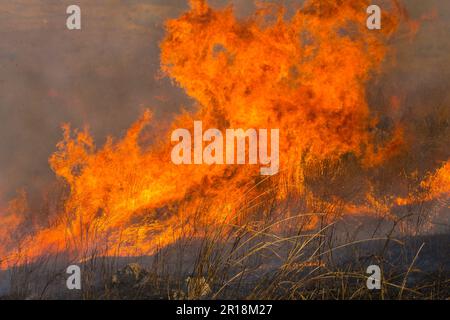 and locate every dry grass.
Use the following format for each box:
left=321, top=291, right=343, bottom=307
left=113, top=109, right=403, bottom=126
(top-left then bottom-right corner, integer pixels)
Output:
left=1, top=99, right=449, bottom=301
left=2, top=165, right=448, bottom=300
